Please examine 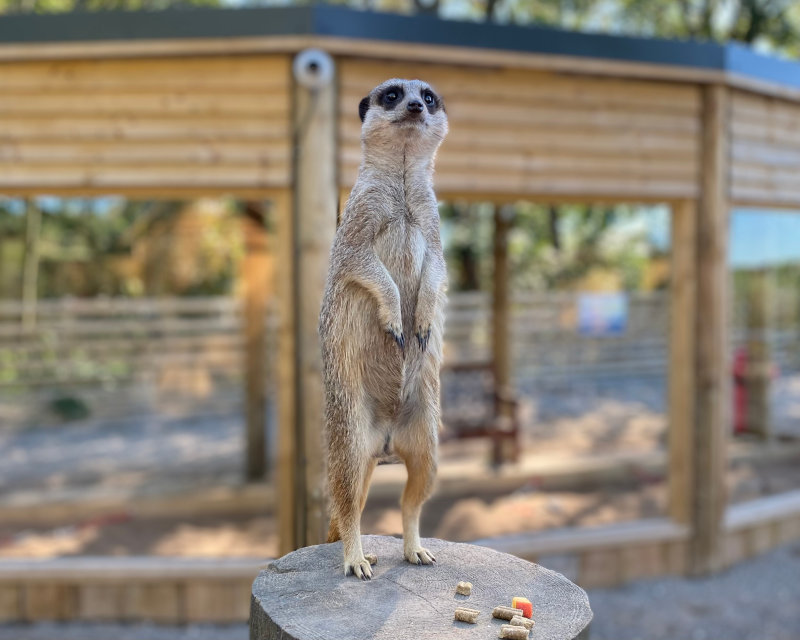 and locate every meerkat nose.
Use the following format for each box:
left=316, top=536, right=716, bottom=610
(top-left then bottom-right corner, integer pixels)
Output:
left=407, top=100, right=424, bottom=114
